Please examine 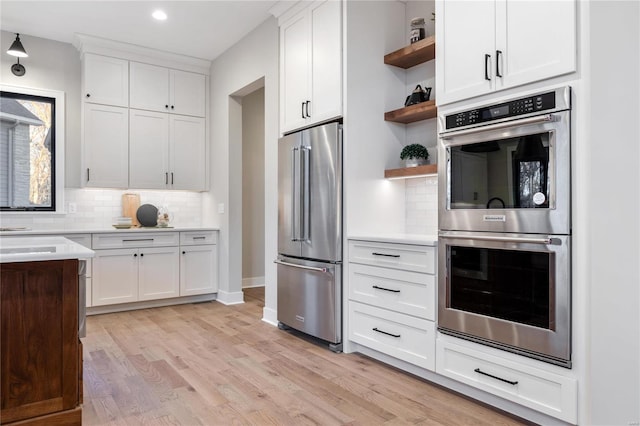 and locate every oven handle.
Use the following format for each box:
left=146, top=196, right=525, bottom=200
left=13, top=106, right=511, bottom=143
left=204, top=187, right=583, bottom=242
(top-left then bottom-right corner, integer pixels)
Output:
left=442, top=234, right=554, bottom=245
left=440, top=114, right=555, bottom=140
